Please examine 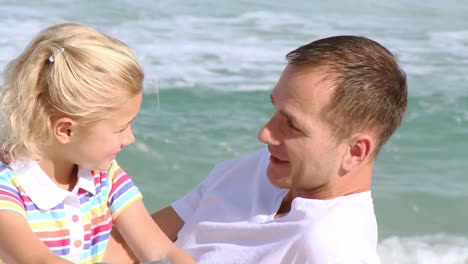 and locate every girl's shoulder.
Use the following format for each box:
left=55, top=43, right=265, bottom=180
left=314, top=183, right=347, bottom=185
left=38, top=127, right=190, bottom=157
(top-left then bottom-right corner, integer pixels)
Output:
left=0, top=162, right=16, bottom=184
